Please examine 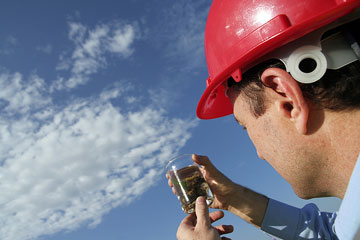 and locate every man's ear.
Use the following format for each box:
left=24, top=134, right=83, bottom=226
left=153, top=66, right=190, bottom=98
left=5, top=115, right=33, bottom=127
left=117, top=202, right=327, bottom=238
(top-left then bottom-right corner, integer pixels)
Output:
left=261, top=68, right=309, bottom=135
